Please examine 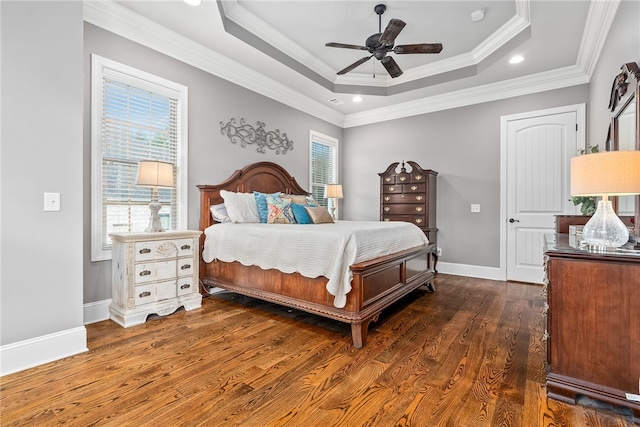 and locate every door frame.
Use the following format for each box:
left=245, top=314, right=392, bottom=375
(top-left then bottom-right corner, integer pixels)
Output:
left=499, top=103, right=586, bottom=281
